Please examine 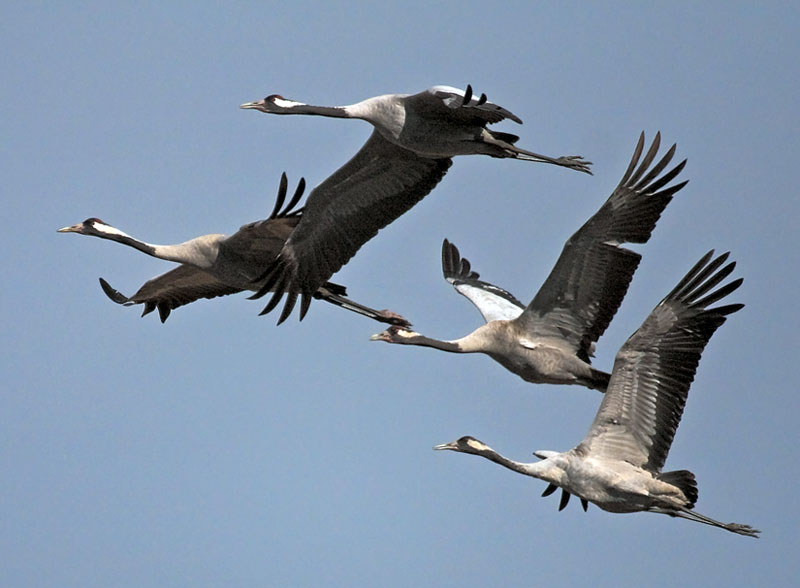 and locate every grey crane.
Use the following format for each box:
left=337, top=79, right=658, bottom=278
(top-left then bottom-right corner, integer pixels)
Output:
left=58, top=173, right=409, bottom=326
left=370, top=132, right=686, bottom=392
left=435, top=251, right=759, bottom=538
left=241, top=85, right=592, bottom=323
